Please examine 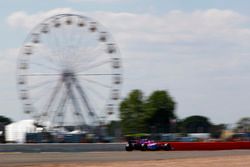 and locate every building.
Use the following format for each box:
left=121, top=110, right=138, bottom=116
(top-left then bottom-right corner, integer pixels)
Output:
left=5, top=120, right=36, bottom=143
